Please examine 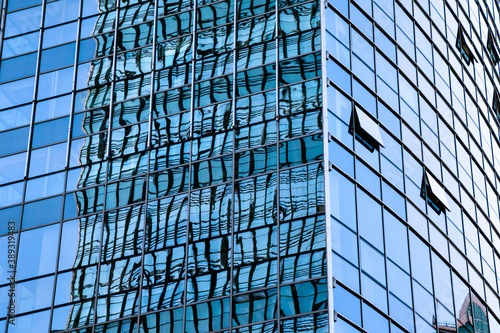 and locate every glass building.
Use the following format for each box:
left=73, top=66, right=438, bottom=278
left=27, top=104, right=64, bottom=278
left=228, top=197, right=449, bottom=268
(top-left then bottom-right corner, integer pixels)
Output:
left=0, top=0, right=500, bottom=332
